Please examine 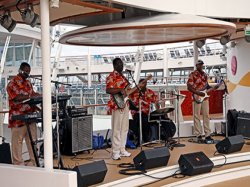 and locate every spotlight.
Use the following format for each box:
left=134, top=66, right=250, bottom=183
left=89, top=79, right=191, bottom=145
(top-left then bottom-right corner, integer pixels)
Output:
left=50, top=0, right=60, bottom=8
left=220, top=35, right=230, bottom=45
left=195, top=39, right=206, bottom=48
left=0, top=10, right=16, bottom=32
left=230, top=41, right=237, bottom=48
left=17, top=2, right=39, bottom=27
